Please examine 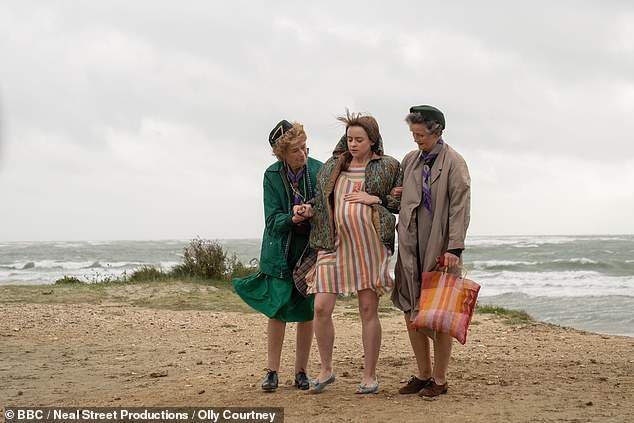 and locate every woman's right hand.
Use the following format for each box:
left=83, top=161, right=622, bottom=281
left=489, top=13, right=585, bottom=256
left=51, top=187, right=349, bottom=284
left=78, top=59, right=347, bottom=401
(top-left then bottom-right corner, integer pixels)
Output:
left=293, top=204, right=314, bottom=221
left=390, top=187, right=403, bottom=200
